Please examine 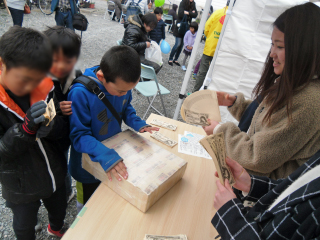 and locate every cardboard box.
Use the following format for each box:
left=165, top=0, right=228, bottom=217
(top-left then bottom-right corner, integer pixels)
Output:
left=82, top=130, right=187, bottom=212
